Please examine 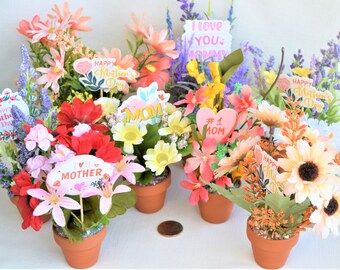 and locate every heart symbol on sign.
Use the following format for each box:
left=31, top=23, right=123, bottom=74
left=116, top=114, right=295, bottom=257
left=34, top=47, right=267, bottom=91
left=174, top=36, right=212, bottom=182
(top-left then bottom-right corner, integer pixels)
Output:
left=94, top=163, right=99, bottom=167
left=79, top=162, right=84, bottom=168
left=196, top=108, right=237, bottom=144
left=75, top=182, right=85, bottom=192
left=53, top=180, right=61, bottom=187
